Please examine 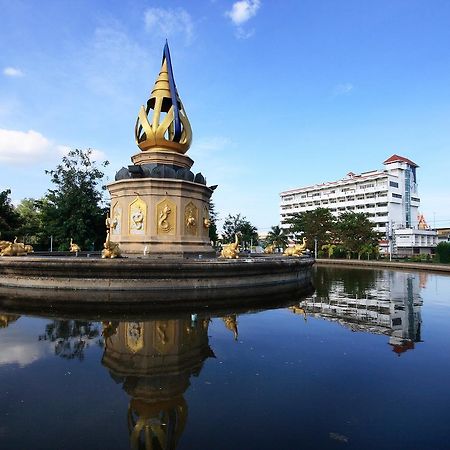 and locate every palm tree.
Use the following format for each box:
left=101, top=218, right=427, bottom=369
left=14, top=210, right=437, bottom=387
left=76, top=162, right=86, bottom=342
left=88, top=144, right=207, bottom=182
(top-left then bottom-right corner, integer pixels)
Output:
left=265, top=225, right=288, bottom=252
